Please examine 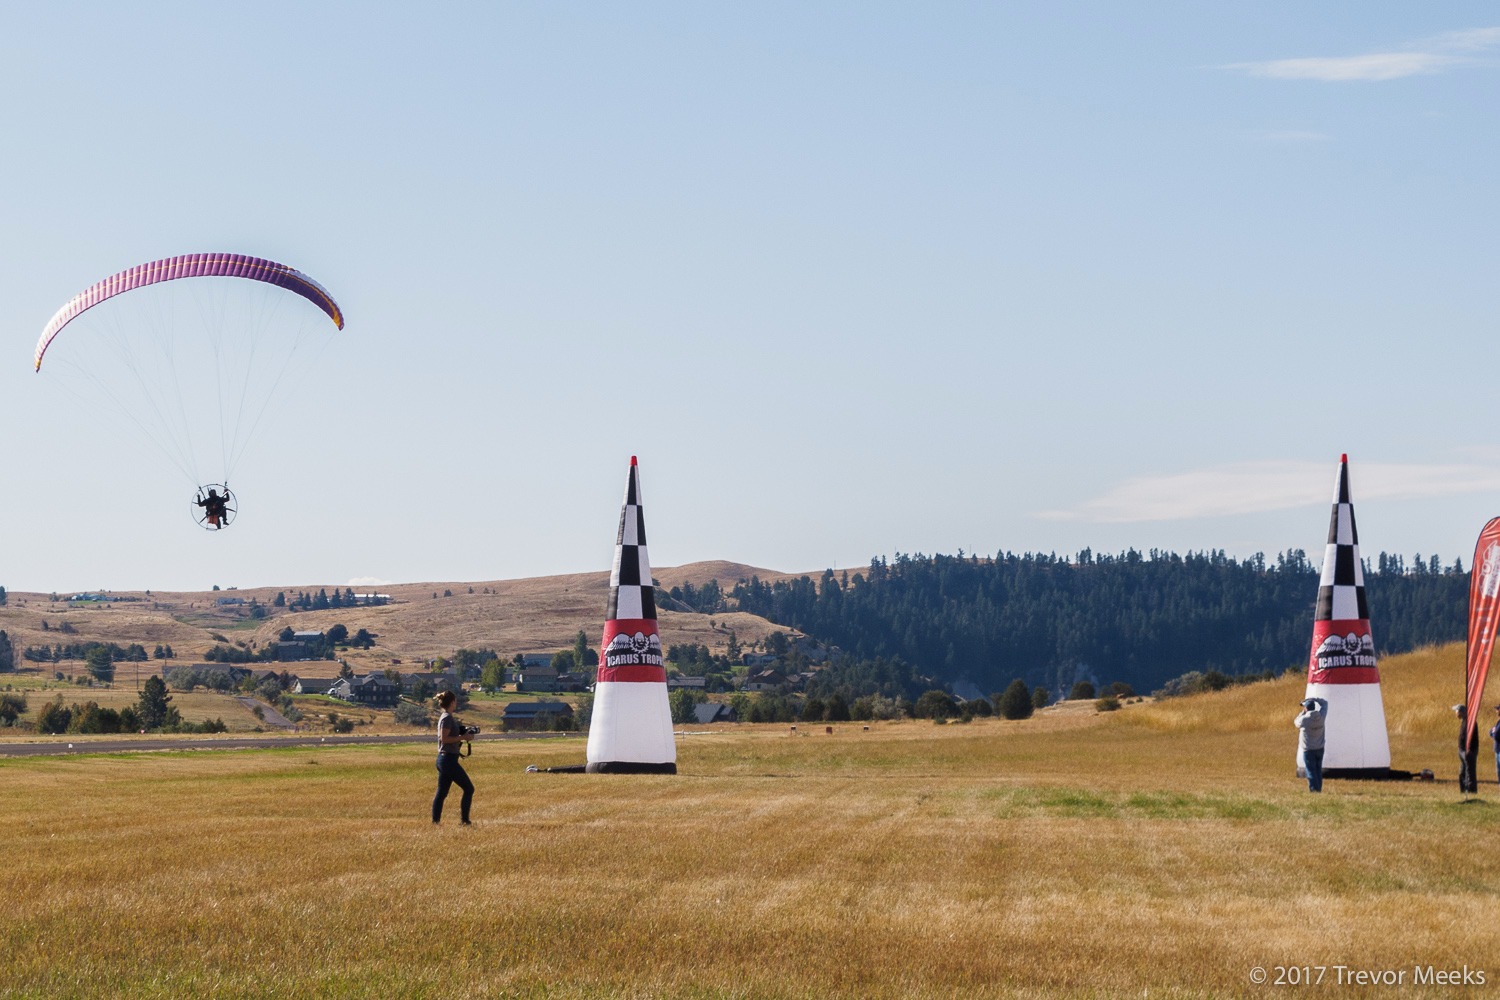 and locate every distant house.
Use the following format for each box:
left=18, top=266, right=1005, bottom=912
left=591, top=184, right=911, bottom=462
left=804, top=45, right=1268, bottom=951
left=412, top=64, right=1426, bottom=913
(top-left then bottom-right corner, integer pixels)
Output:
left=214, top=597, right=245, bottom=606
left=516, top=663, right=560, bottom=693
left=743, top=670, right=789, bottom=693
left=502, top=700, right=575, bottom=732
left=400, top=671, right=460, bottom=696
left=294, top=677, right=337, bottom=696
left=329, top=673, right=401, bottom=707
left=693, top=703, right=735, bottom=724
left=516, top=653, right=554, bottom=668
left=555, top=672, right=590, bottom=692
left=68, top=592, right=115, bottom=604
left=667, top=675, right=706, bottom=690
left=359, top=673, right=402, bottom=707
left=742, top=653, right=779, bottom=668
left=351, top=593, right=391, bottom=606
